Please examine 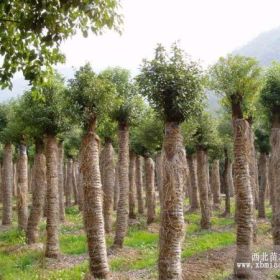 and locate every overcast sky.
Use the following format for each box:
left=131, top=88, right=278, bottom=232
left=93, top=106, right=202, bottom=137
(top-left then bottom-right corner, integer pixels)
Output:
left=2, top=0, right=280, bottom=101
left=60, top=0, right=280, bottom=69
